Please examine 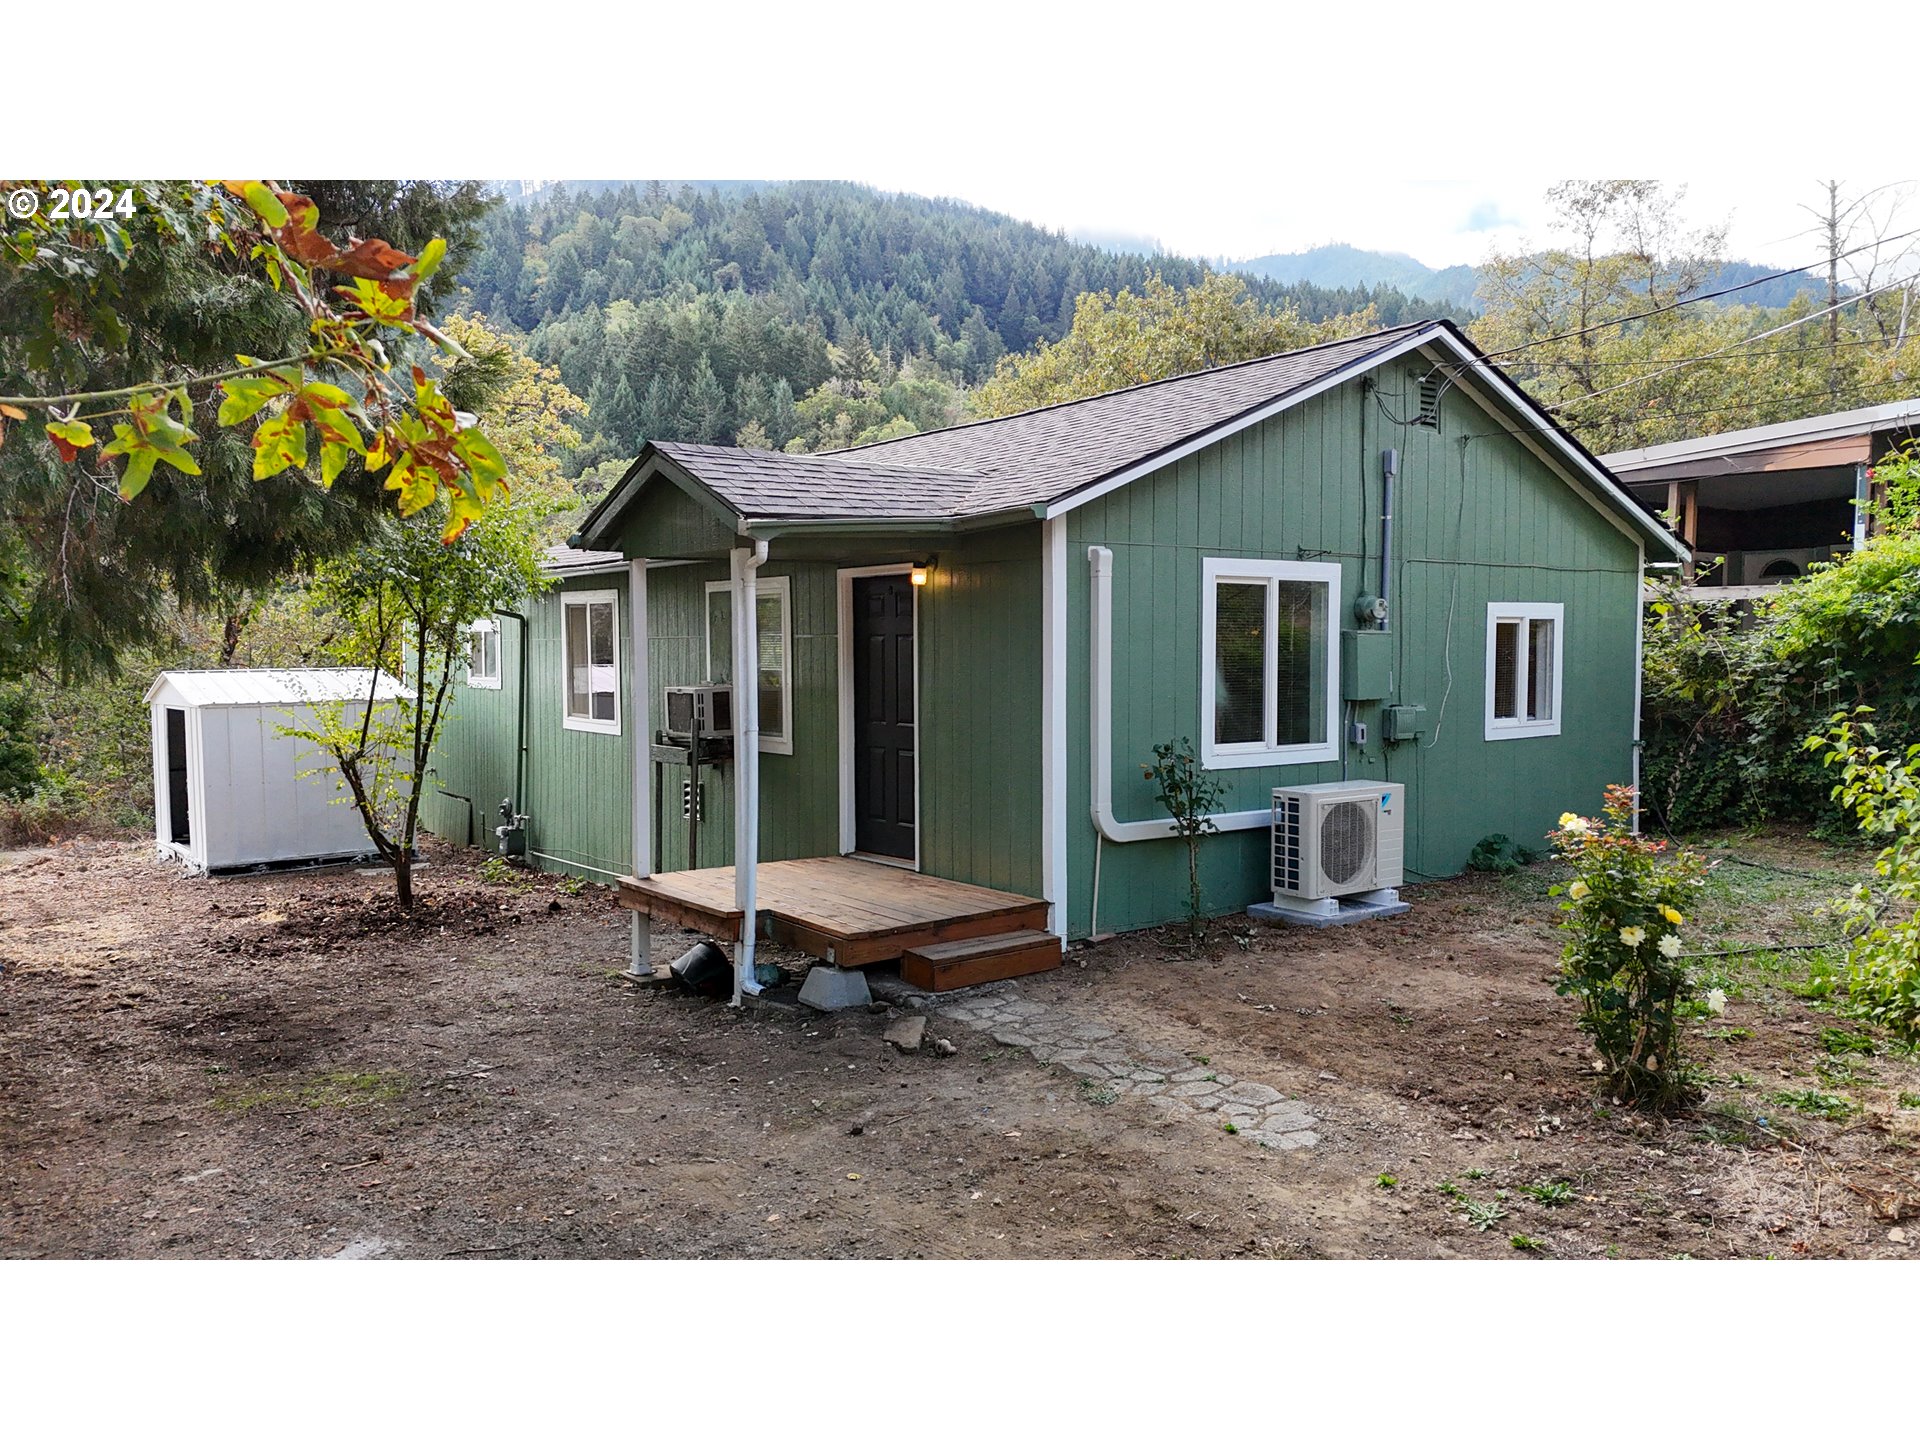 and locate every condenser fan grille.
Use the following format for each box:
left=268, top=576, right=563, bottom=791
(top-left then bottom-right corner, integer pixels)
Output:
left=1318, top=801, right=1375, bottom=887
